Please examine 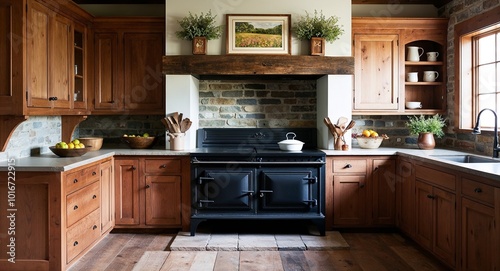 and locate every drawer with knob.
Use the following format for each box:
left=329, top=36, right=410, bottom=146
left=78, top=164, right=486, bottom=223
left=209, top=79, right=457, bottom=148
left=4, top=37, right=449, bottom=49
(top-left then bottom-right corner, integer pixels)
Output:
left=66, top=181, right=100, bottom=227
left=144, top=158, right=182, bottom=174
left=461, top=178, right=494, bottom=206
left=66, top=208, right=101, bottom=263
left=332, top=159, right=367, bottom=174
left=65, top=164, right=100, bottom=194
